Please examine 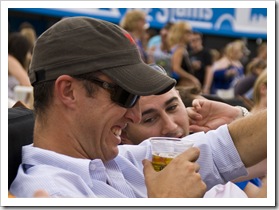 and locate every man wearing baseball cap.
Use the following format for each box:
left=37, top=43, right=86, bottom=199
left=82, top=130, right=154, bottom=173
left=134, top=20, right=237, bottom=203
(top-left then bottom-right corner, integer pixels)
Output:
left=9, top=17, right=266, bottom=198
left=10, top=16, right=206, bottom=198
